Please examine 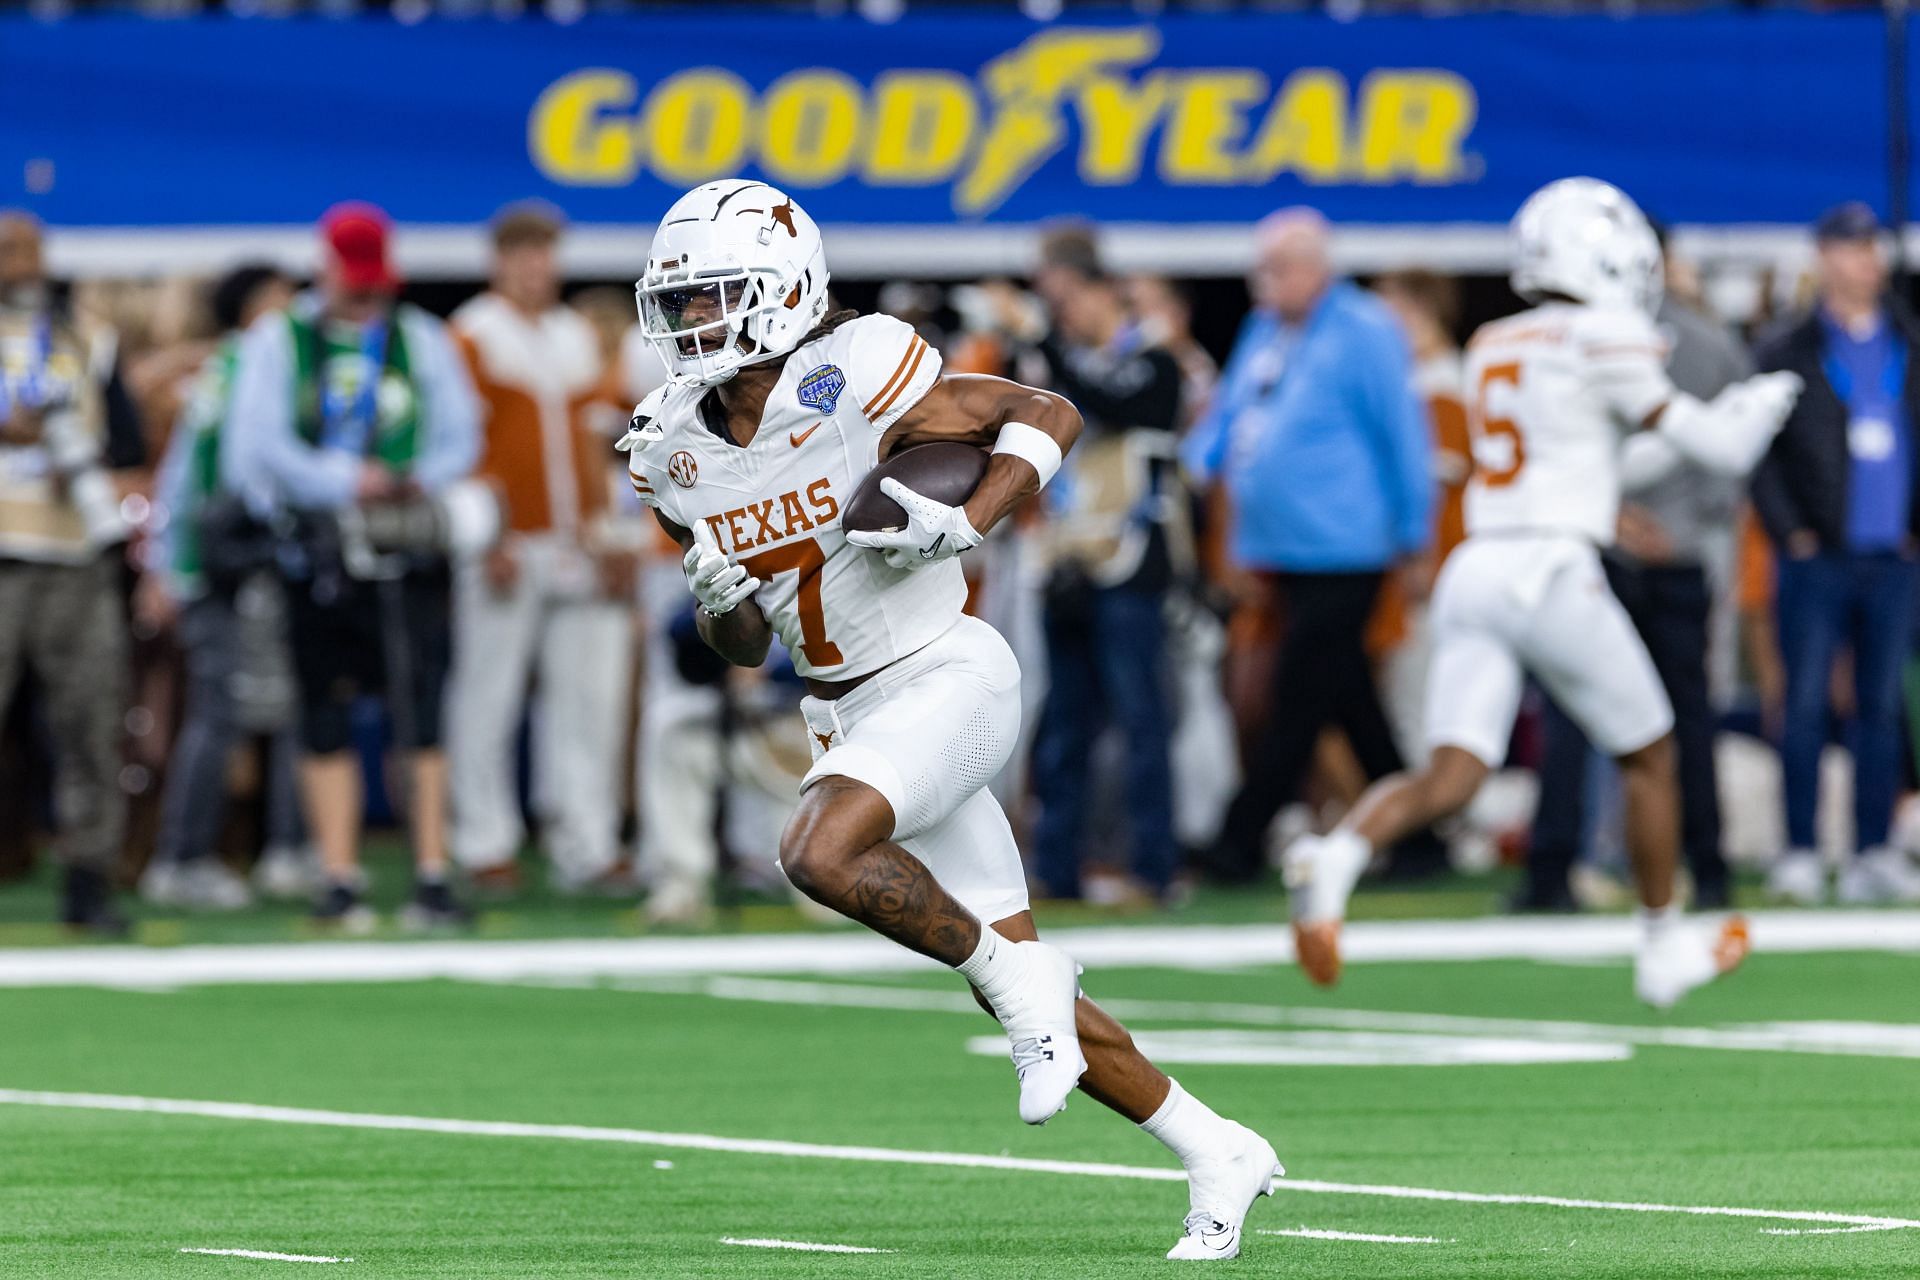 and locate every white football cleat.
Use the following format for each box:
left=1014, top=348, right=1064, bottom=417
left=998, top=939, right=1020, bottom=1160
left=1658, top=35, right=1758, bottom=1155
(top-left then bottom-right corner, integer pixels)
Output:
left=253, top=845, right=321, bottom=901
left=1634, top=916, right=1750, bottom=1009
left=1765, top=850, right=1826, bottom=905
left=1281, top=830, right=1370, bottom=987
left=989, top=941, right=1087, bottom=1125
left=1167, top=1125, right=1284, bottom=1261
left=1837, top=847, right=1920, bottom=905
left=140, top=859, right=254, bottom=911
